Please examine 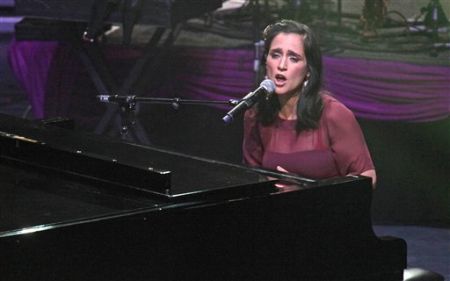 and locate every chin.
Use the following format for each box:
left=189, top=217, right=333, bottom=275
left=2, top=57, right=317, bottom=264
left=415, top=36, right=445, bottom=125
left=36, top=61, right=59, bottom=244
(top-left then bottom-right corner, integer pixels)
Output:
left=275, top=90, right=294, bottom=96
